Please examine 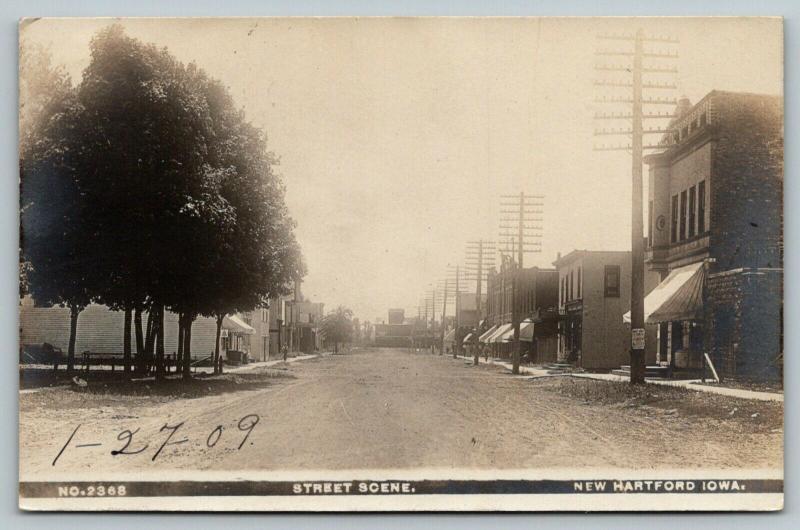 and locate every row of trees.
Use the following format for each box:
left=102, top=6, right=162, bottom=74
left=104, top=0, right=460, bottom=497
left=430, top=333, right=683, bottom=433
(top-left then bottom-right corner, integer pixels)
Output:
left=20, top=26, right=305, bottom=379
